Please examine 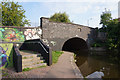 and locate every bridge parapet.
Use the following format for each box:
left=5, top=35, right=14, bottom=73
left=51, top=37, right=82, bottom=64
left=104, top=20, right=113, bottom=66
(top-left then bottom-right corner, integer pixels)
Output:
left=41, top=17, right=97, bottom=51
